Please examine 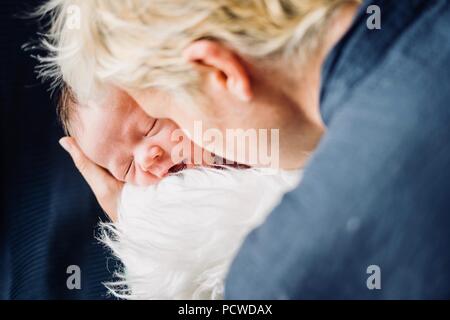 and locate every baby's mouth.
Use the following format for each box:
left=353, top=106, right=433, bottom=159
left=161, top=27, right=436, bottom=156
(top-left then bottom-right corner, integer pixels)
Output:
left=168, top=161, right=187, bottom=174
